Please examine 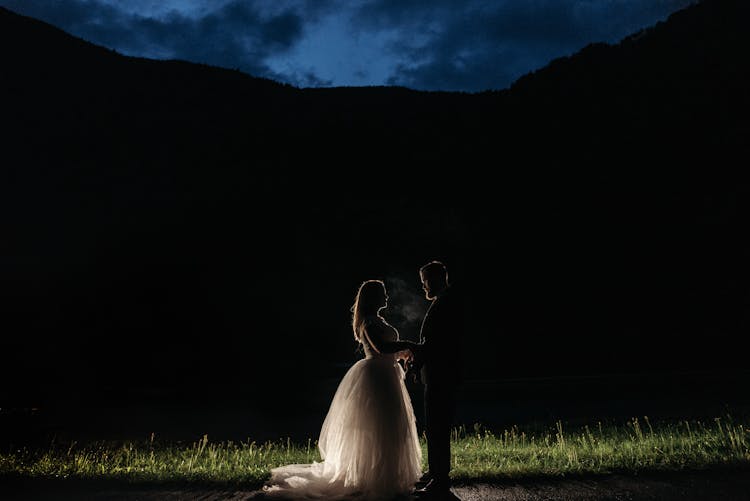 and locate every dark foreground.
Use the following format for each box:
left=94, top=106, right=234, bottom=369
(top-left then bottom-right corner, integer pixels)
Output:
left=3, top=467, right=750, bottom=501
